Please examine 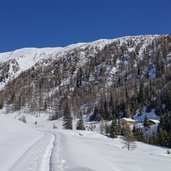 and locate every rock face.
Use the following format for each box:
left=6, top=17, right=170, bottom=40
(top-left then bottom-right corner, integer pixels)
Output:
left=0, top=35, right=171, bottom=119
